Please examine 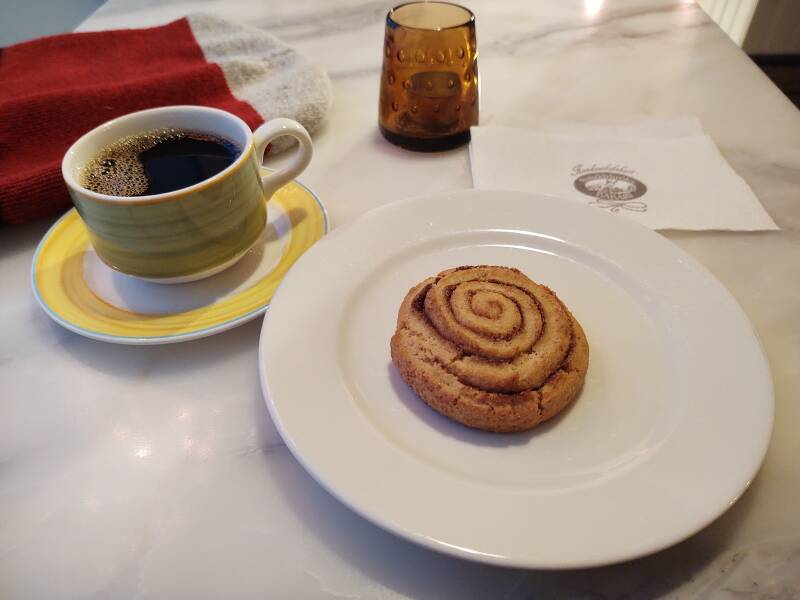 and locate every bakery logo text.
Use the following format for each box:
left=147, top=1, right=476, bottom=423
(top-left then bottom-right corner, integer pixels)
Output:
left=571, top=163, right=648, bottom=213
